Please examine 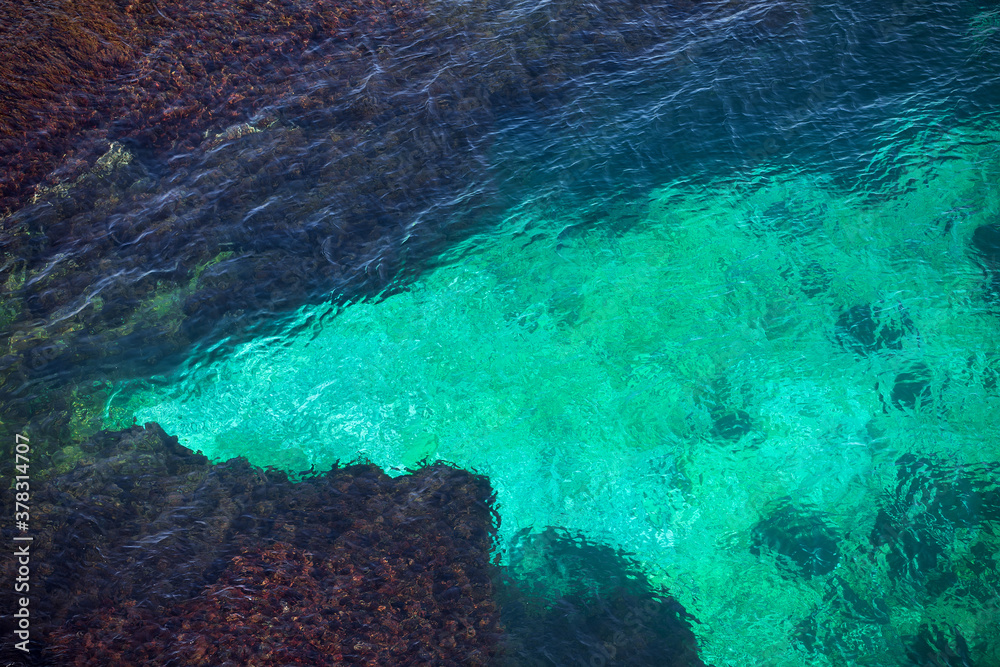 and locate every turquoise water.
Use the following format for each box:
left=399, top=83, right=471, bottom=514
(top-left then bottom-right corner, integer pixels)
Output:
left=7, top=0, right=1000, bottom=663
left=108, top=118, right=1000, bottom=663
left=70, top=0, right=1000, bottom=663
